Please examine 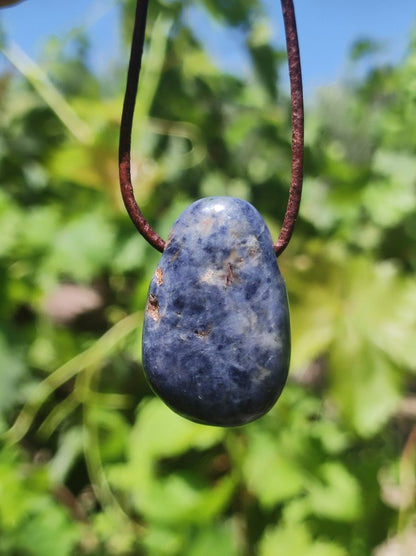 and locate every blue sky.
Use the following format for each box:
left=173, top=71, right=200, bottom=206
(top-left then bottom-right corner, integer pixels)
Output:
left=1, top=0, right=415, bottom=99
